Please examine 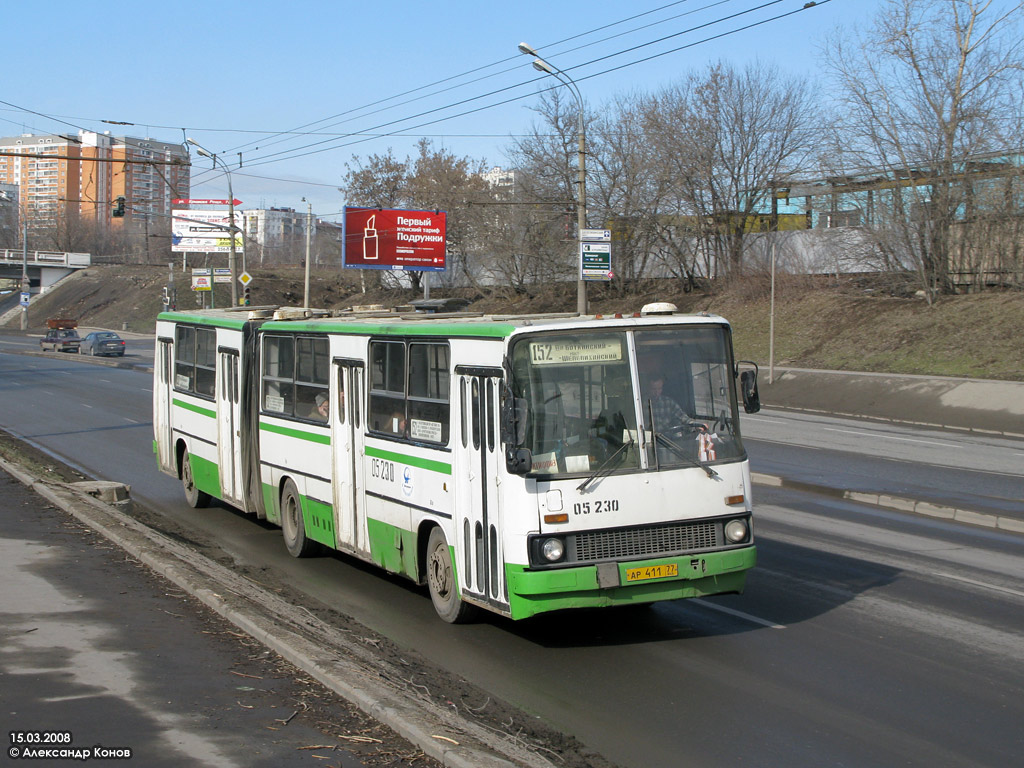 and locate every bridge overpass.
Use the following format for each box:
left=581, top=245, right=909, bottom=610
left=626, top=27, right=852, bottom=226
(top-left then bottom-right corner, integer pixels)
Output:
left=0, top=249, right=91, bottom=294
